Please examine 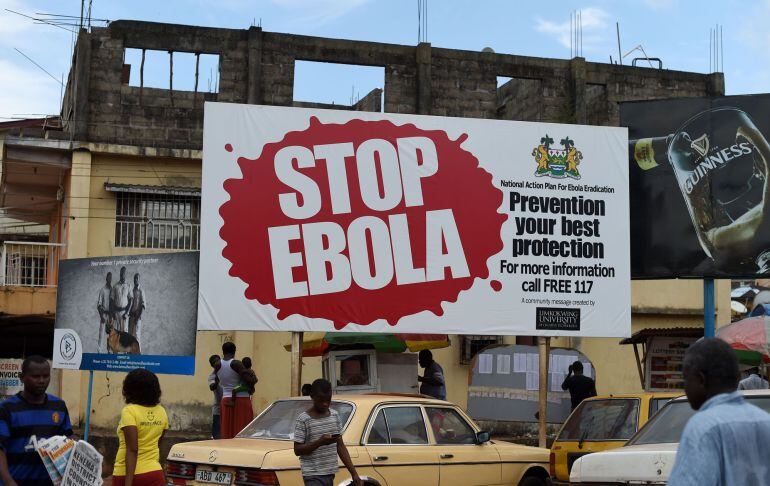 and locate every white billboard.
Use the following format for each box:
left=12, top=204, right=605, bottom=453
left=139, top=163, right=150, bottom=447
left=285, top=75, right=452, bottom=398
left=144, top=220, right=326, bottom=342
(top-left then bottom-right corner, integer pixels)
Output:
left=199, top=103, right=630, bottom=337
